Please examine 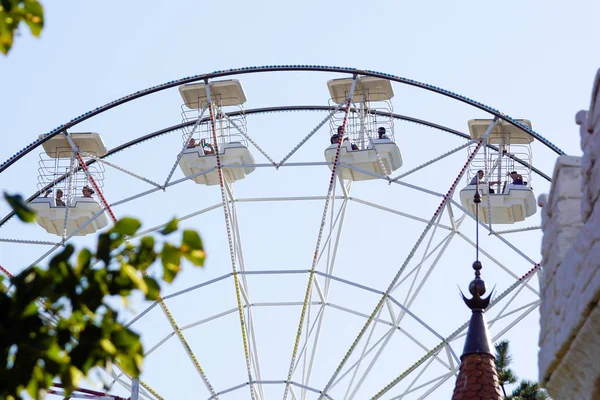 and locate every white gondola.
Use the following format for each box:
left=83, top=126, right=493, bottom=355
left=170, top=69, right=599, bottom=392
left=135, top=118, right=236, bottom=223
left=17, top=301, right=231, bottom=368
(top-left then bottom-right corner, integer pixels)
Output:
left=29, top=197, right=109, bottom=236
left=32, top=132, right=109, bottom=236
left=178, top=80, right=255, bottom=185
left=459, top=119, right=537, bottom=224
left=324, top=77, right=402, bottom=181
left=179, top=141, right=255, bottom=185
left=324, top=139, right=402, bottom=181
left=459, top=183, right=537, bottom=224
